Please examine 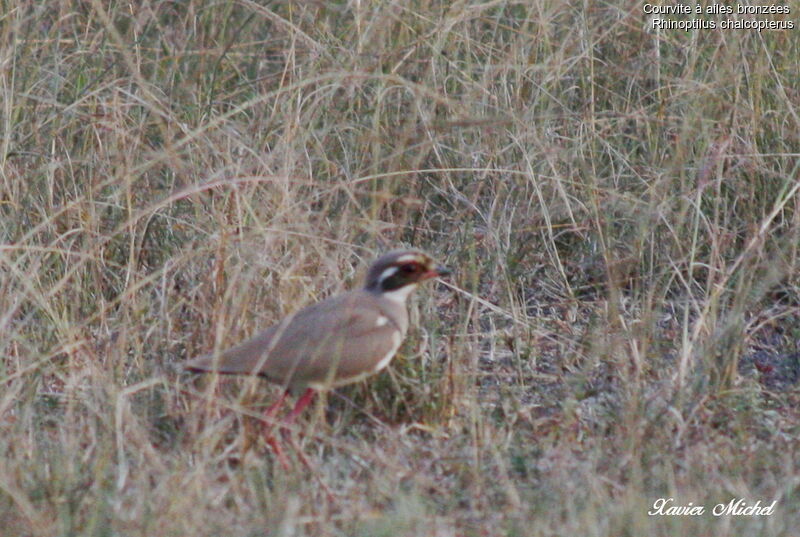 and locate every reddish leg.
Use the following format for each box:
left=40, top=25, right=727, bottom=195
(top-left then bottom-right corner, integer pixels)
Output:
left=283, top=388, right=316, bottom=424
left=262, top=388, right=316, bottom=470
left=276, top=388, right=316, bottom=470
left=278, top=389, right=334, bottom=500
left=261, top=390, right=291, bottom=470
left=263, top=390, right=290, bottom=425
